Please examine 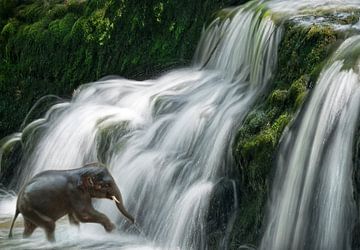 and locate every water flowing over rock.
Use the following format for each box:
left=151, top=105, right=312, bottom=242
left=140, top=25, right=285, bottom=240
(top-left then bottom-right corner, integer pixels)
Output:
left=267, top=0, right=360, bottom=14
left=2, top=0, right=360, bottom=249
left=260, top=35, right=360, bottom=250
left=0, top=2, right=281, bottom=249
